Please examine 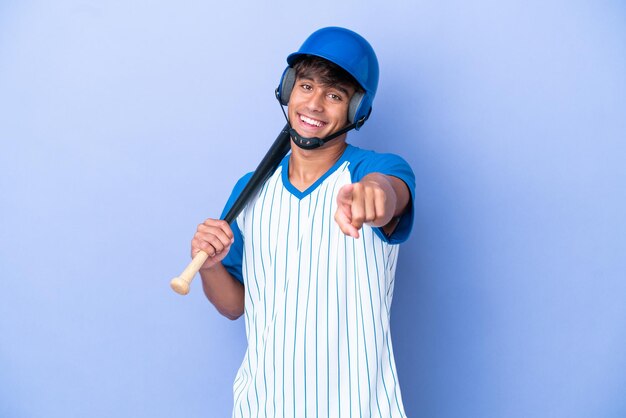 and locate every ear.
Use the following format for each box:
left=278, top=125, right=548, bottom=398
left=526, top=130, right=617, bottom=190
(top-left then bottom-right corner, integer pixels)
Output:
left=348, top=91, right=365, bottom=124
left=277, top=67, right=296, bottom=105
